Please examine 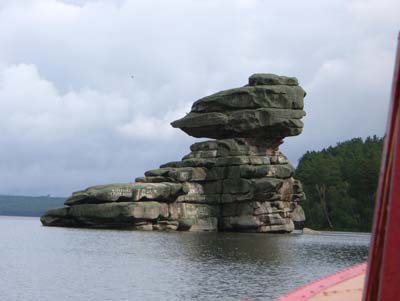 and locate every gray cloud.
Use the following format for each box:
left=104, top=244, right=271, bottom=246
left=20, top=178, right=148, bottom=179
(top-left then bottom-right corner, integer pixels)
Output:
left=0, top=0, right=399, bottom=196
